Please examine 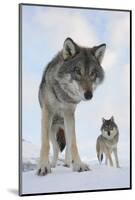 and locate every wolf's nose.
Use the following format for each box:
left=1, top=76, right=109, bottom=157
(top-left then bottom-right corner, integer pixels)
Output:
left=84, top=91, right=93, bottom=100
left=108, top=131, right=110, bottom=136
